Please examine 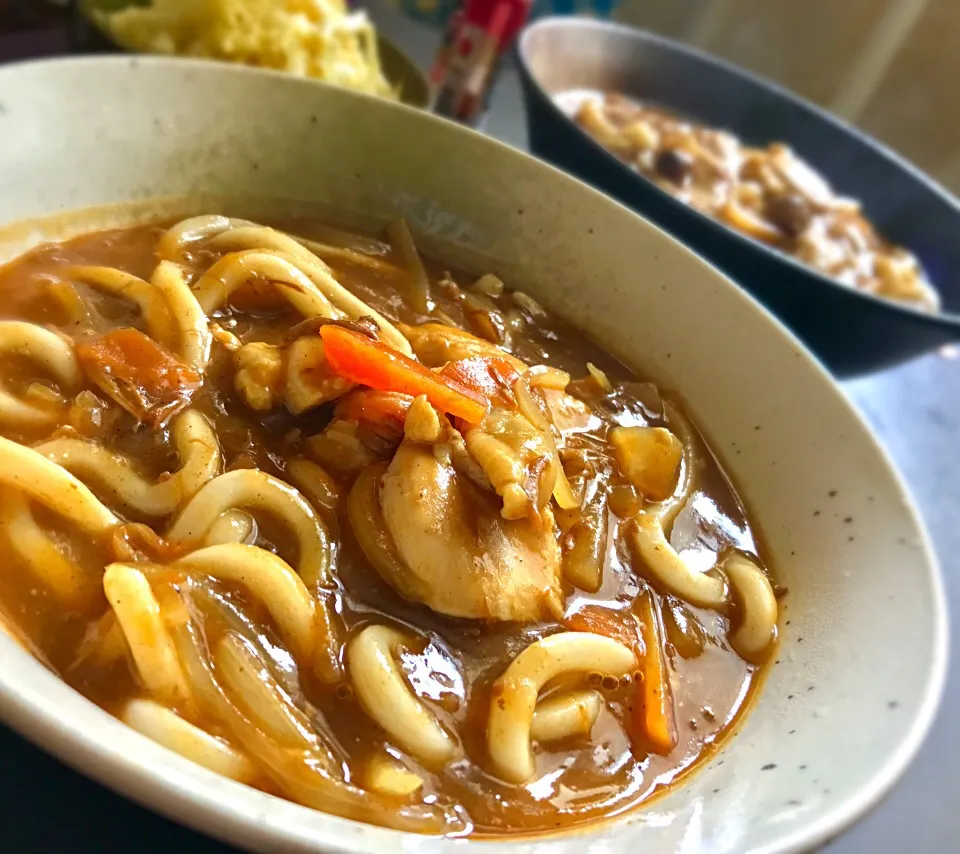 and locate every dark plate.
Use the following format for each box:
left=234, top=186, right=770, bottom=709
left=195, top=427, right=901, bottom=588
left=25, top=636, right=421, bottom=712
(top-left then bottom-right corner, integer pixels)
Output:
left=517, top=17, right=960, bottom=377
left=69, top=0, right=431, bottom=109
